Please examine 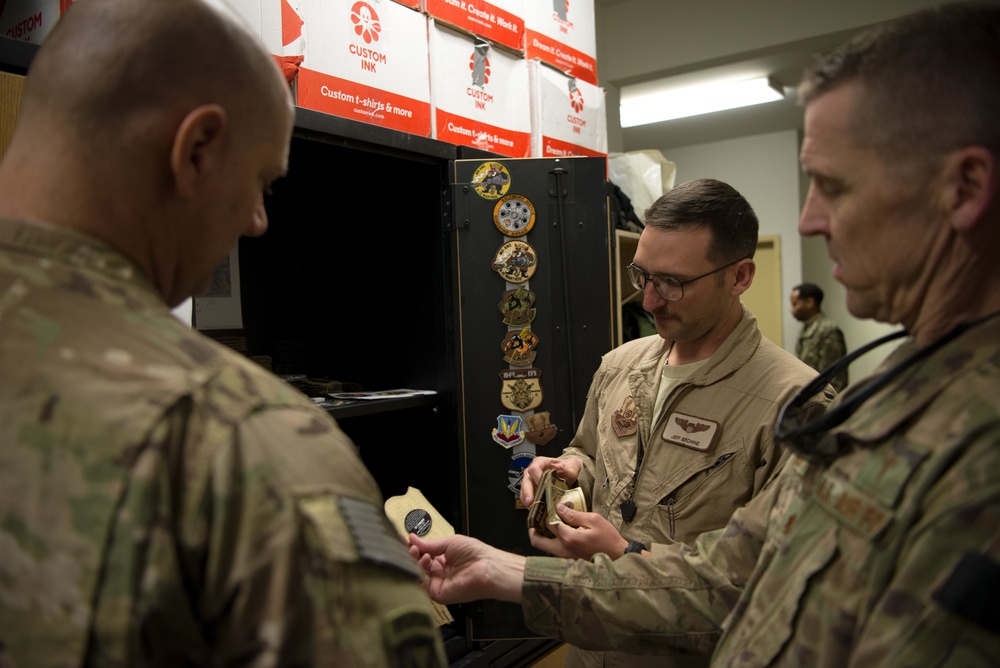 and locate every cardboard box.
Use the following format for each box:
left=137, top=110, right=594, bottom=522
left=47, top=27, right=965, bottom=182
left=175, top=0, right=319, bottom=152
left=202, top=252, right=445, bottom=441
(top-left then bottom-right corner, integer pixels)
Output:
left=230, top=0, right=284, bottom=55
left=294, top=0, right=432, bottom=136
left=228, top=0, right=305, bottom=85
left=529, top=60, right=606, bottom=158
left=524, top=0, right=597, bottom=86
left=0, top=0, right=73, bottom=44
left=429, top=21, right=530, bottom=157
left=424, top=0, right=524, bottom=53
